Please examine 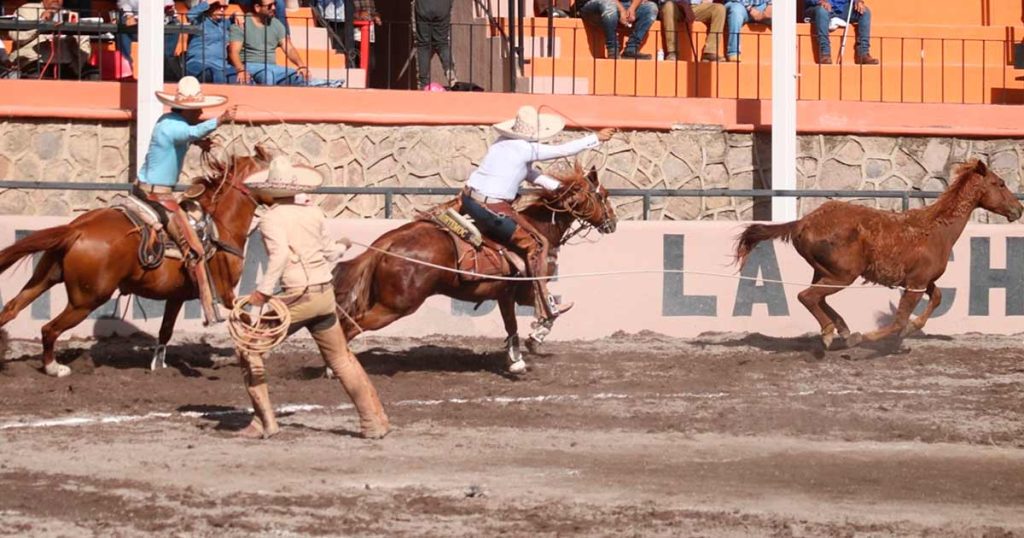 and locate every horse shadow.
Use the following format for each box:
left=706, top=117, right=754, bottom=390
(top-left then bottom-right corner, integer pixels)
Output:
left=176, top=404, right=319, bottom=435
left=351, top=344, right=518, bottom=380
left=49, top=319, right=238, bottom=378
left=690, top=330, right=952, bottom=360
